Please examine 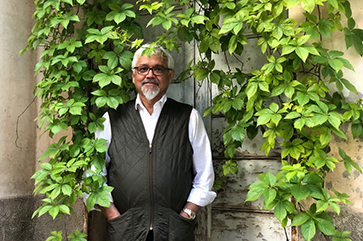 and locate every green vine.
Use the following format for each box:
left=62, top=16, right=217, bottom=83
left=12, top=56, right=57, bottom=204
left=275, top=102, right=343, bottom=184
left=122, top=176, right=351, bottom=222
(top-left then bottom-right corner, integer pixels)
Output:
left=21, top=0, right=143, bottom=239
left=22, top=0, right=363, bottom=240
left=142, top=0, right=363, bottom=240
